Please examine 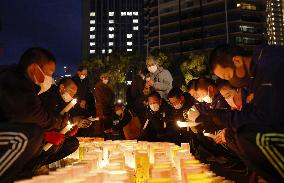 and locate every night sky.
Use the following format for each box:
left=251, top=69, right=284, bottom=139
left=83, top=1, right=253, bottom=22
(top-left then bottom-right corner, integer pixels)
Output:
left=0, top=0, right=82, bottom=75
